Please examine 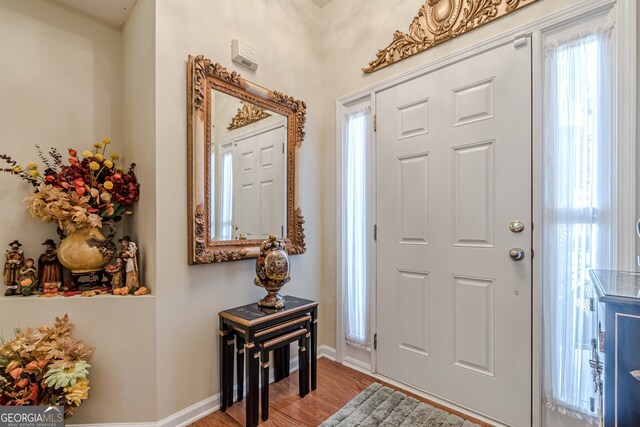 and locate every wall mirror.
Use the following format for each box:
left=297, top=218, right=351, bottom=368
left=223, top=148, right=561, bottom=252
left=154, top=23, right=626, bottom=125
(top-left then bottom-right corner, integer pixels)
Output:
left=187, top=55, right=306, bottom=264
